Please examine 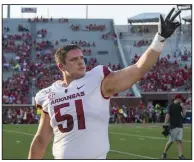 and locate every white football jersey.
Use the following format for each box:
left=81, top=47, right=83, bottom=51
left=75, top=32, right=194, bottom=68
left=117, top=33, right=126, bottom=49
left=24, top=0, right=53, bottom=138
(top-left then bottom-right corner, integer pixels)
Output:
left=35, top=65, right=111, bottom=159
